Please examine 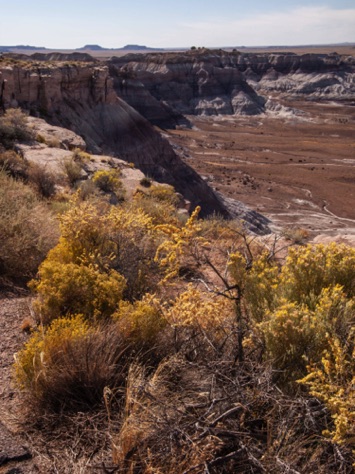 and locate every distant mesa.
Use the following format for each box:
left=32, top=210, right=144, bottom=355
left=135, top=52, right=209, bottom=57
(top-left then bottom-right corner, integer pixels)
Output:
left=78, top=44, right=106, bottom=51
left=79, top=44, right=162, bottom=51
left=121, top=44, right=161, bottom=51
left=0, top=44, right=46, bottom=52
